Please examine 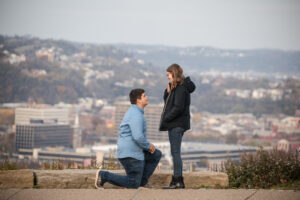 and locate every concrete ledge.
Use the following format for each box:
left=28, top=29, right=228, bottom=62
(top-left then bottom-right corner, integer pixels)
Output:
left=34, top=169, right=96, bottom=189
left=0, top=170, right=34, bottom=188
left=0, top=170, right=228, bottom=189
